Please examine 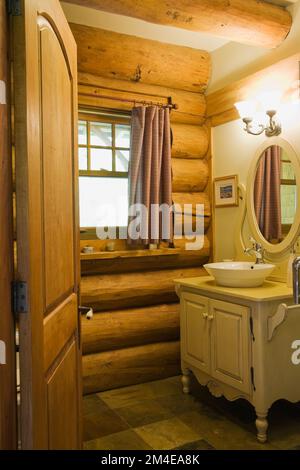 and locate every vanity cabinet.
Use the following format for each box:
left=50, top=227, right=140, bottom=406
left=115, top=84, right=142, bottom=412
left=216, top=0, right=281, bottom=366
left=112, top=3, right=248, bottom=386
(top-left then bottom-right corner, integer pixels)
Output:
left=176, top=276, right=298, bottom=443
left=182, top=293, right=250, bottom=393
